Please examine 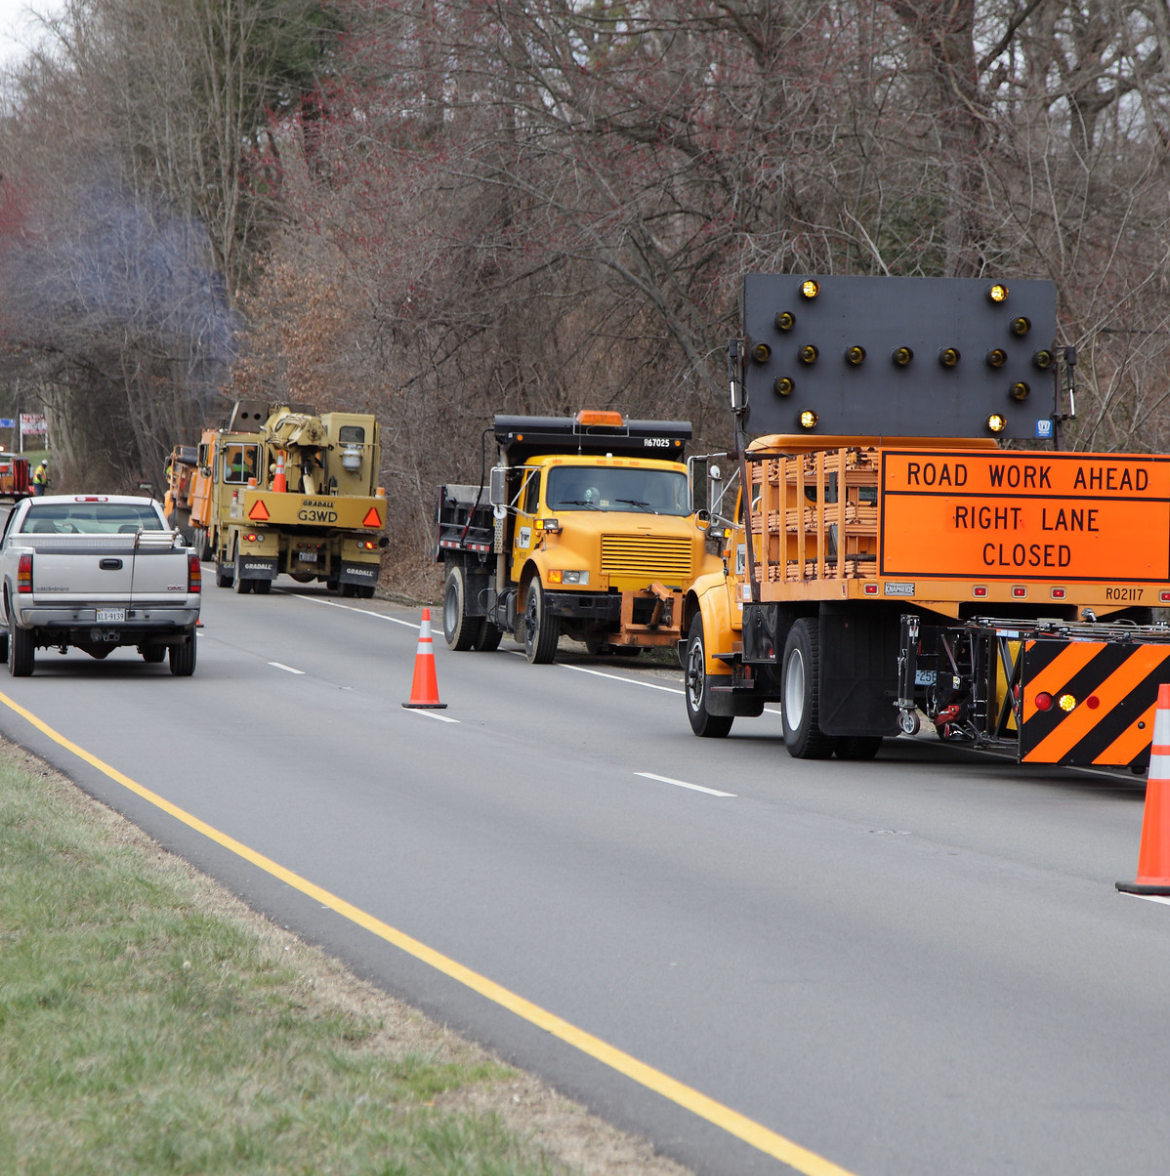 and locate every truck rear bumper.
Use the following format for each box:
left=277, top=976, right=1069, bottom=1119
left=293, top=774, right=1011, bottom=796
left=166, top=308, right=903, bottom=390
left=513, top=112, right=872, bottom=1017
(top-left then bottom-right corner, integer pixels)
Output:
left=17, top=606, right=200, bottom=633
